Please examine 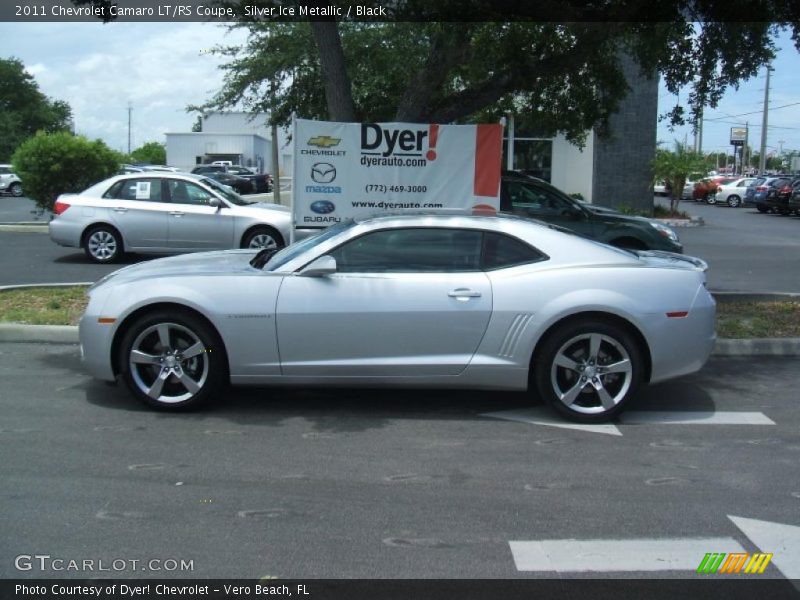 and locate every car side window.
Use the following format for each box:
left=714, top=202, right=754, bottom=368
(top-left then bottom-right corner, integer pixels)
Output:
left=107, top=178, right=163, bottom=202
left=507, top=181, right=573, bottom=217
left=482, top=232, right=547, bottom=270
left=328, top=228, right=483, bottom=273
left=167, top=180, right=215, bottom=206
